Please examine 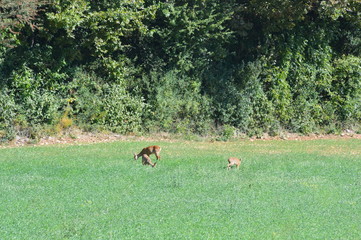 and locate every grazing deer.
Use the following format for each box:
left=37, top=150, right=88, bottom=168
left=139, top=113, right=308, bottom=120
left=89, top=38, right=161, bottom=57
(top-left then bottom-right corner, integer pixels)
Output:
left=134, top=145, right=161, bottom=161
left=227, top=157, right=242, bottom=170
left=141, top=154, right=157, bottom=168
